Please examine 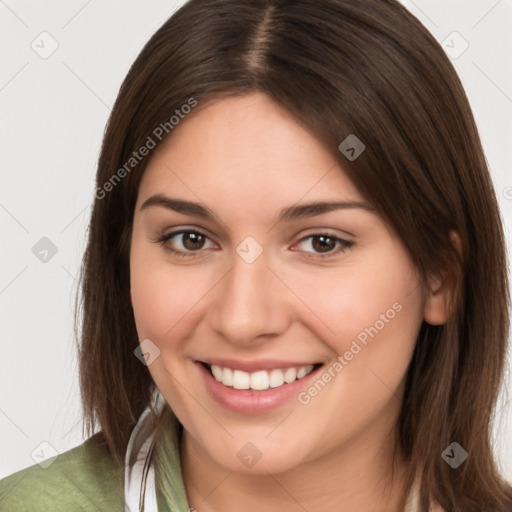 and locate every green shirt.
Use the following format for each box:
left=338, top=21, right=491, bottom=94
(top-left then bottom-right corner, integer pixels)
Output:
left=0, top=434, right=125, bottom=511
left=0, top=426, right=190, bottom=511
